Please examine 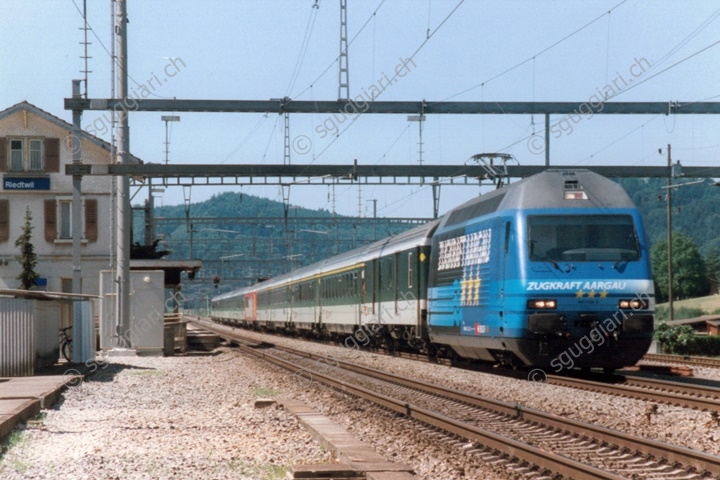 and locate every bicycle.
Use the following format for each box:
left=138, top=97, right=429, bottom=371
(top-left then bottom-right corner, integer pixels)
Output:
left=59, top=326, right=73, bottom=362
